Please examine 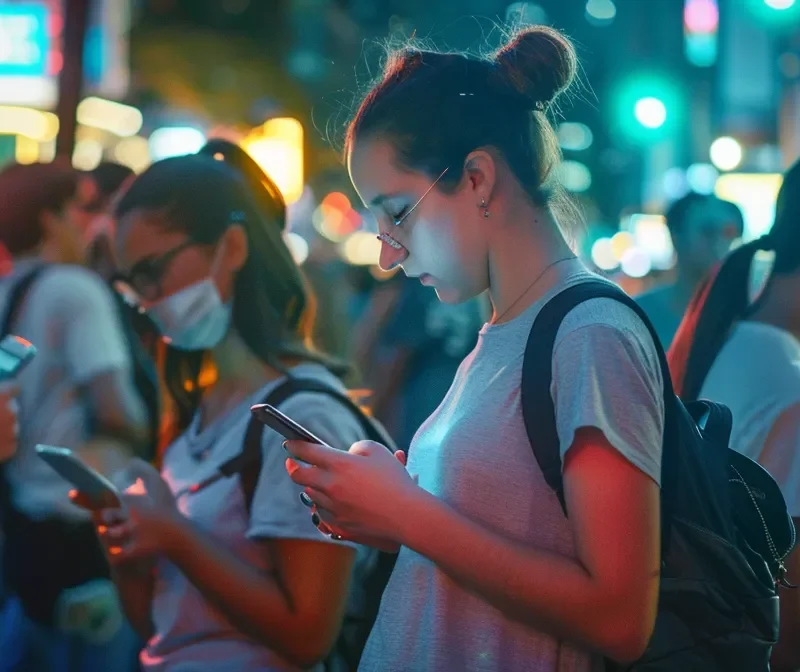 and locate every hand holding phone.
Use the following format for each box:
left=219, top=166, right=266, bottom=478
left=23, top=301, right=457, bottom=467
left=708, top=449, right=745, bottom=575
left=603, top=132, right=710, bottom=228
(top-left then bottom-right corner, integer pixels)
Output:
left=250, top=404, right=328, bottom=464
left=36, top=445, right=121, bottom=507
